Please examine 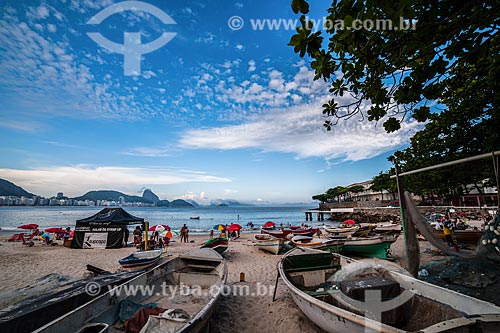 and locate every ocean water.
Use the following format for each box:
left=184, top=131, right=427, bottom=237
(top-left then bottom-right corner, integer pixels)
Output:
left=0, top=205, right=320, bottom=235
